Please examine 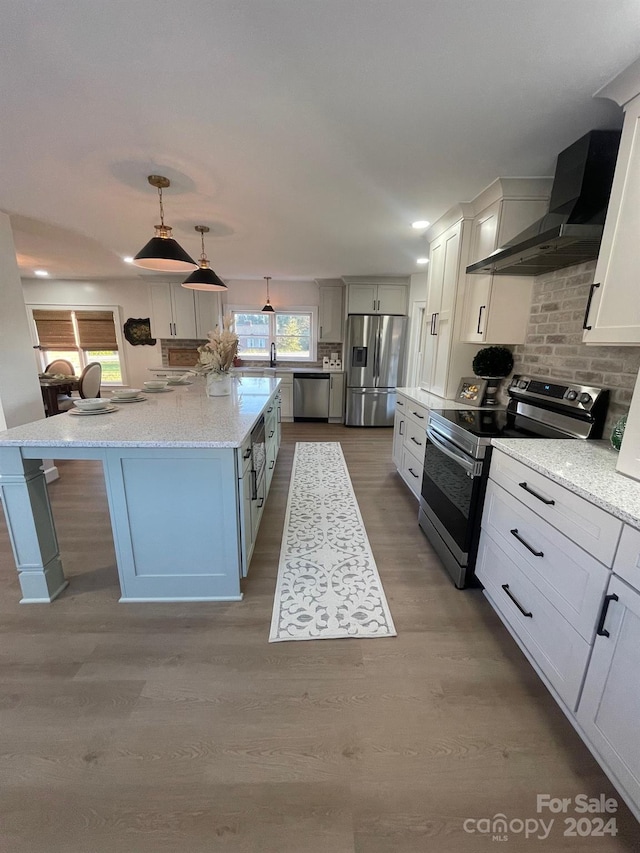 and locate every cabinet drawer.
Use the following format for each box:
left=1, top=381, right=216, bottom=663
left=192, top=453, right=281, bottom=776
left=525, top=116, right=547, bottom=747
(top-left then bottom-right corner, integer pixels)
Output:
left=405, top=400, right=428, bottom=428
left=400, top=445, right=423, bottom=498
left=404, top=418, right=426, bottom=461
left=490, top=450, right=622, bottom=566
left=613, top=524, right=640, bottom=593
left=476, top=531, right=591, bottom=710
left=482, top=481, right=610, bottom=641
